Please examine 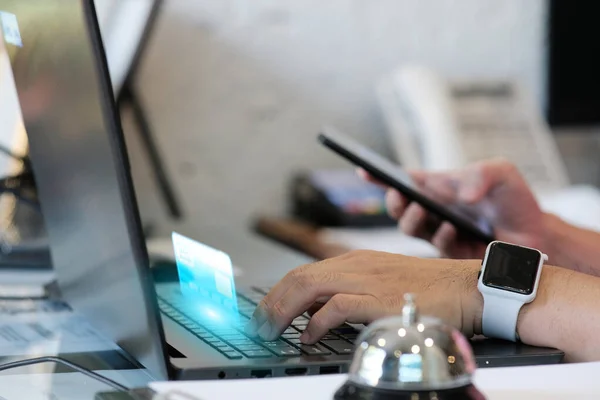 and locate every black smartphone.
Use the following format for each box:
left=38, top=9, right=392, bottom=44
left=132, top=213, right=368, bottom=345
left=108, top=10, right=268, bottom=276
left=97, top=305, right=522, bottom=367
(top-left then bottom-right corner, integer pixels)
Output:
left=318, top=127, right=495, bottom=243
